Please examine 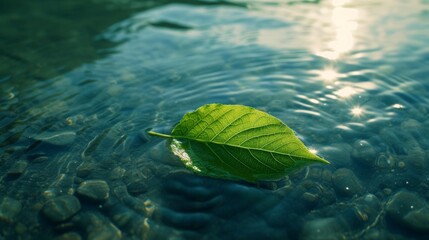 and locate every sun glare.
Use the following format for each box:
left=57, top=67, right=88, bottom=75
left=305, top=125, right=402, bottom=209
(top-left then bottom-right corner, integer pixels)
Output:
left=309, top=148, right=318, bottom=155
left=315, top=0, right=361, bottom=60
left=320, top=68, right=339, bottom=82
left=351, top=106, right=364, bottom=117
